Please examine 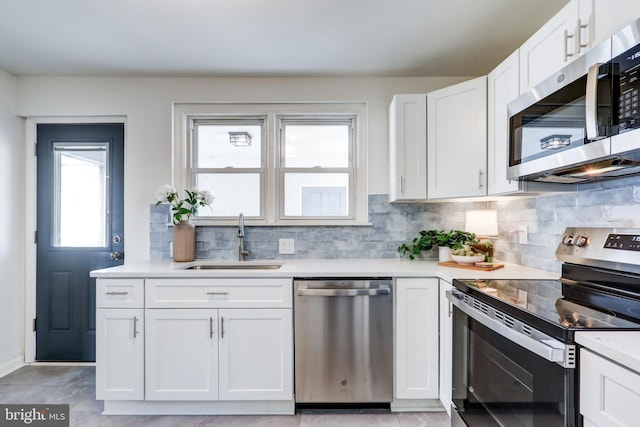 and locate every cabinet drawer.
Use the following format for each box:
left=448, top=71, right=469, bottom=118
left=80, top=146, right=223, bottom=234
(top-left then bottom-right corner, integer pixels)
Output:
left=145, top=278, right=292, bottom=308
left=96, top=279, right=144, bottom=308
